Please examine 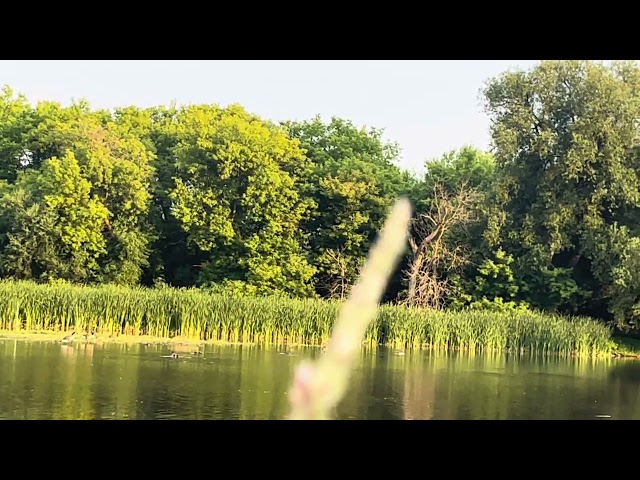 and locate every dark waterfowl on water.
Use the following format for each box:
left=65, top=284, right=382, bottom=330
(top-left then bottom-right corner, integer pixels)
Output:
left=162, top=352, right=179, bottom=359
left=82, top=330, right=96, bottom=341
left=61, top=332, right=76, bottom=343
